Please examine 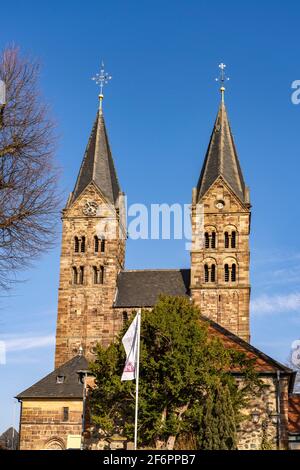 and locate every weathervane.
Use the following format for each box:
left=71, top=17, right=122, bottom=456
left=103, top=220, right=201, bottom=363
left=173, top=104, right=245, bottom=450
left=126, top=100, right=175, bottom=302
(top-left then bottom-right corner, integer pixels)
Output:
left=92, top=61, right=112, bottom=112
left=215, top=63, right=230, bottom=103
